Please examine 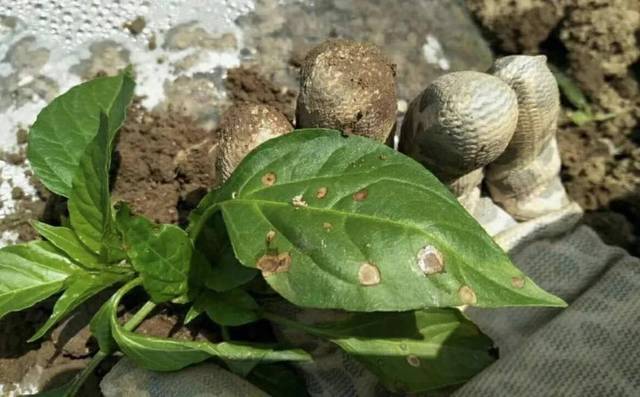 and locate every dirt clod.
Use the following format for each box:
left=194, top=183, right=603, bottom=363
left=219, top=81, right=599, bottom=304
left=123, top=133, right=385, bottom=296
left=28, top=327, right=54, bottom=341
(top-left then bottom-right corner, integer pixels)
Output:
left=123, top=16, right=146, bottom=36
